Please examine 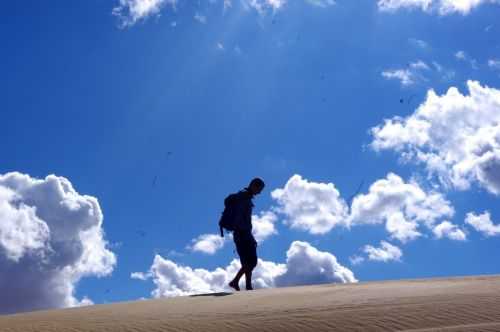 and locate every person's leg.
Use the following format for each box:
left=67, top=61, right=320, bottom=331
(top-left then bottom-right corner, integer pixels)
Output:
left=244, top=247, right=258, bottom=290
left=229, top=268, right=244, bottom=291
left=244, top=267, right=253, bottom=290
